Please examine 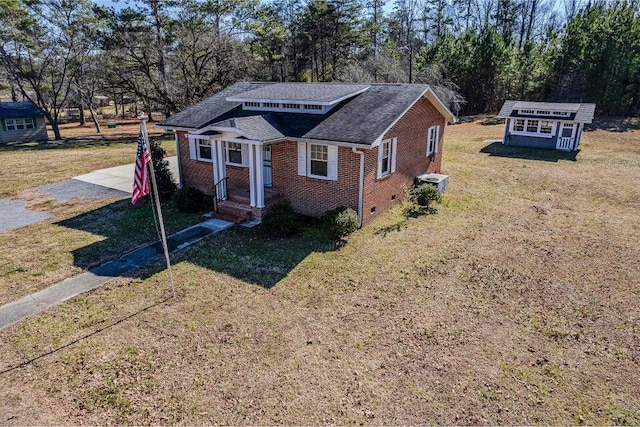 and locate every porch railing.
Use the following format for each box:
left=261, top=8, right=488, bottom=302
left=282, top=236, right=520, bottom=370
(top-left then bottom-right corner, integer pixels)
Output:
left=213, top=177, right=228, bottom=213
left=557, top=137, right=573, bottom=151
